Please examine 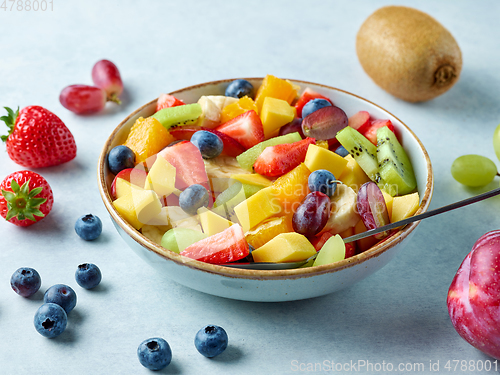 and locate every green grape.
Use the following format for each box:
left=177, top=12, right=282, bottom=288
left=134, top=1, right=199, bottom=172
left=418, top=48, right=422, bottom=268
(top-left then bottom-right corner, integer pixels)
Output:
left=493, top=124, right=500, bottom=162
left=451, top=155, right=497, bottom=187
